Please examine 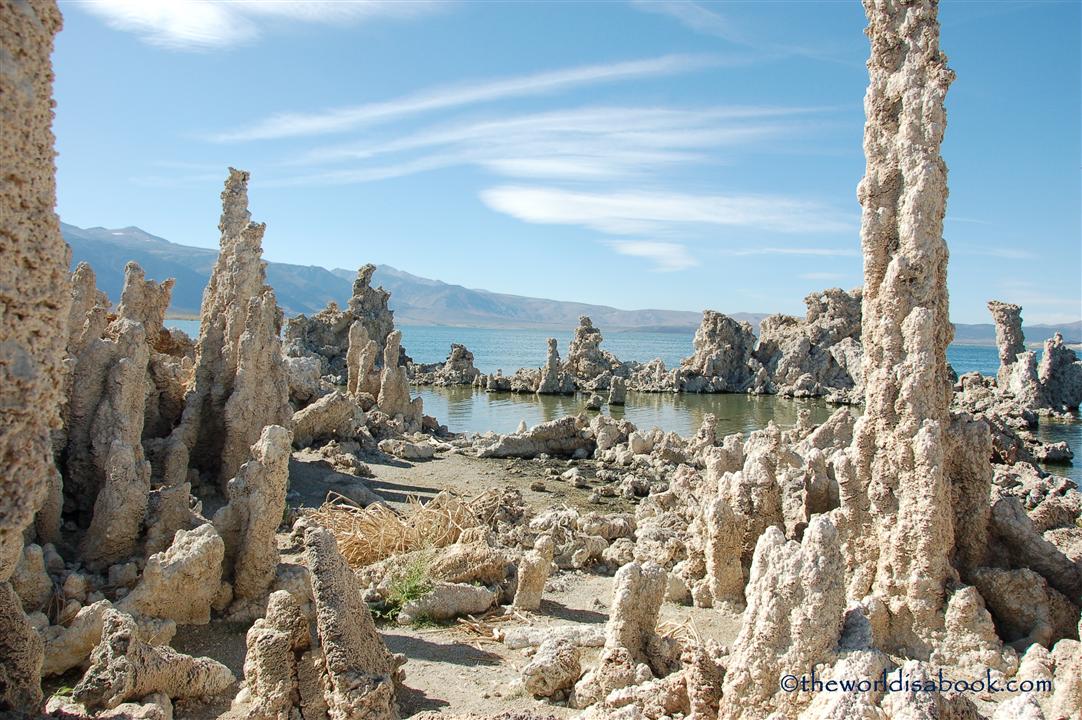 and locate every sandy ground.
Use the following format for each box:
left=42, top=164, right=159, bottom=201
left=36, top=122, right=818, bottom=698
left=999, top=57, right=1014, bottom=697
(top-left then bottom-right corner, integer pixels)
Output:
left=62, top=449, right=742, bottom=719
